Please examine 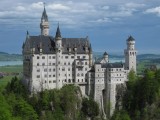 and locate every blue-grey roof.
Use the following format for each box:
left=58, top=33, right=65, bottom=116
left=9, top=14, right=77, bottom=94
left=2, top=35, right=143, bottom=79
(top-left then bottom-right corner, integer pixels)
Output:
left=23, top=35, right=92, bottom=54
left=102, top=63, right=124, bottom=68
left=41, top=7, right=48, bottom=21
left=127, top=36, right=135, bottom=41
